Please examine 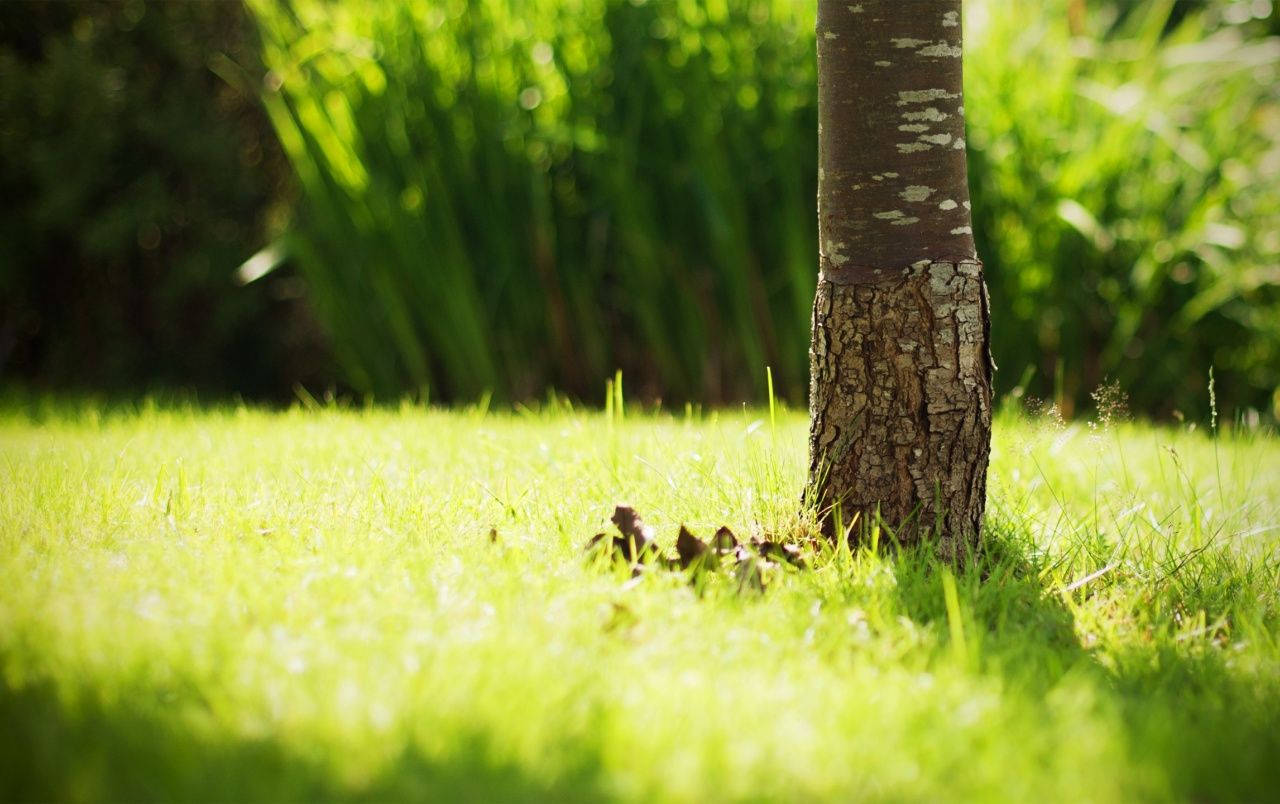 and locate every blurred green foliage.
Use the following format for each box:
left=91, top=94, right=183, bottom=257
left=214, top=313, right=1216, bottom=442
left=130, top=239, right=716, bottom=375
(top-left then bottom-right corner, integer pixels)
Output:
left=3, top=0, right=1277, bottom=417
left=250, top=0, right=815, bottom=403
left=249, top=0, right=1280, bottom=416
left=0, top=0, right=333, bottom=397
left=967, top=0, right=1280, bottom=417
